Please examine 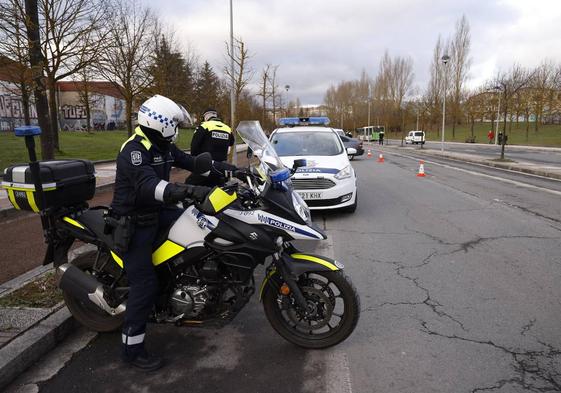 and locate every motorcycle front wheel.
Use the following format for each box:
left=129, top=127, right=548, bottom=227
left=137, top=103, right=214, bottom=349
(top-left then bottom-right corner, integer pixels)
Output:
left=262, top=270, right=360, bottom=349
